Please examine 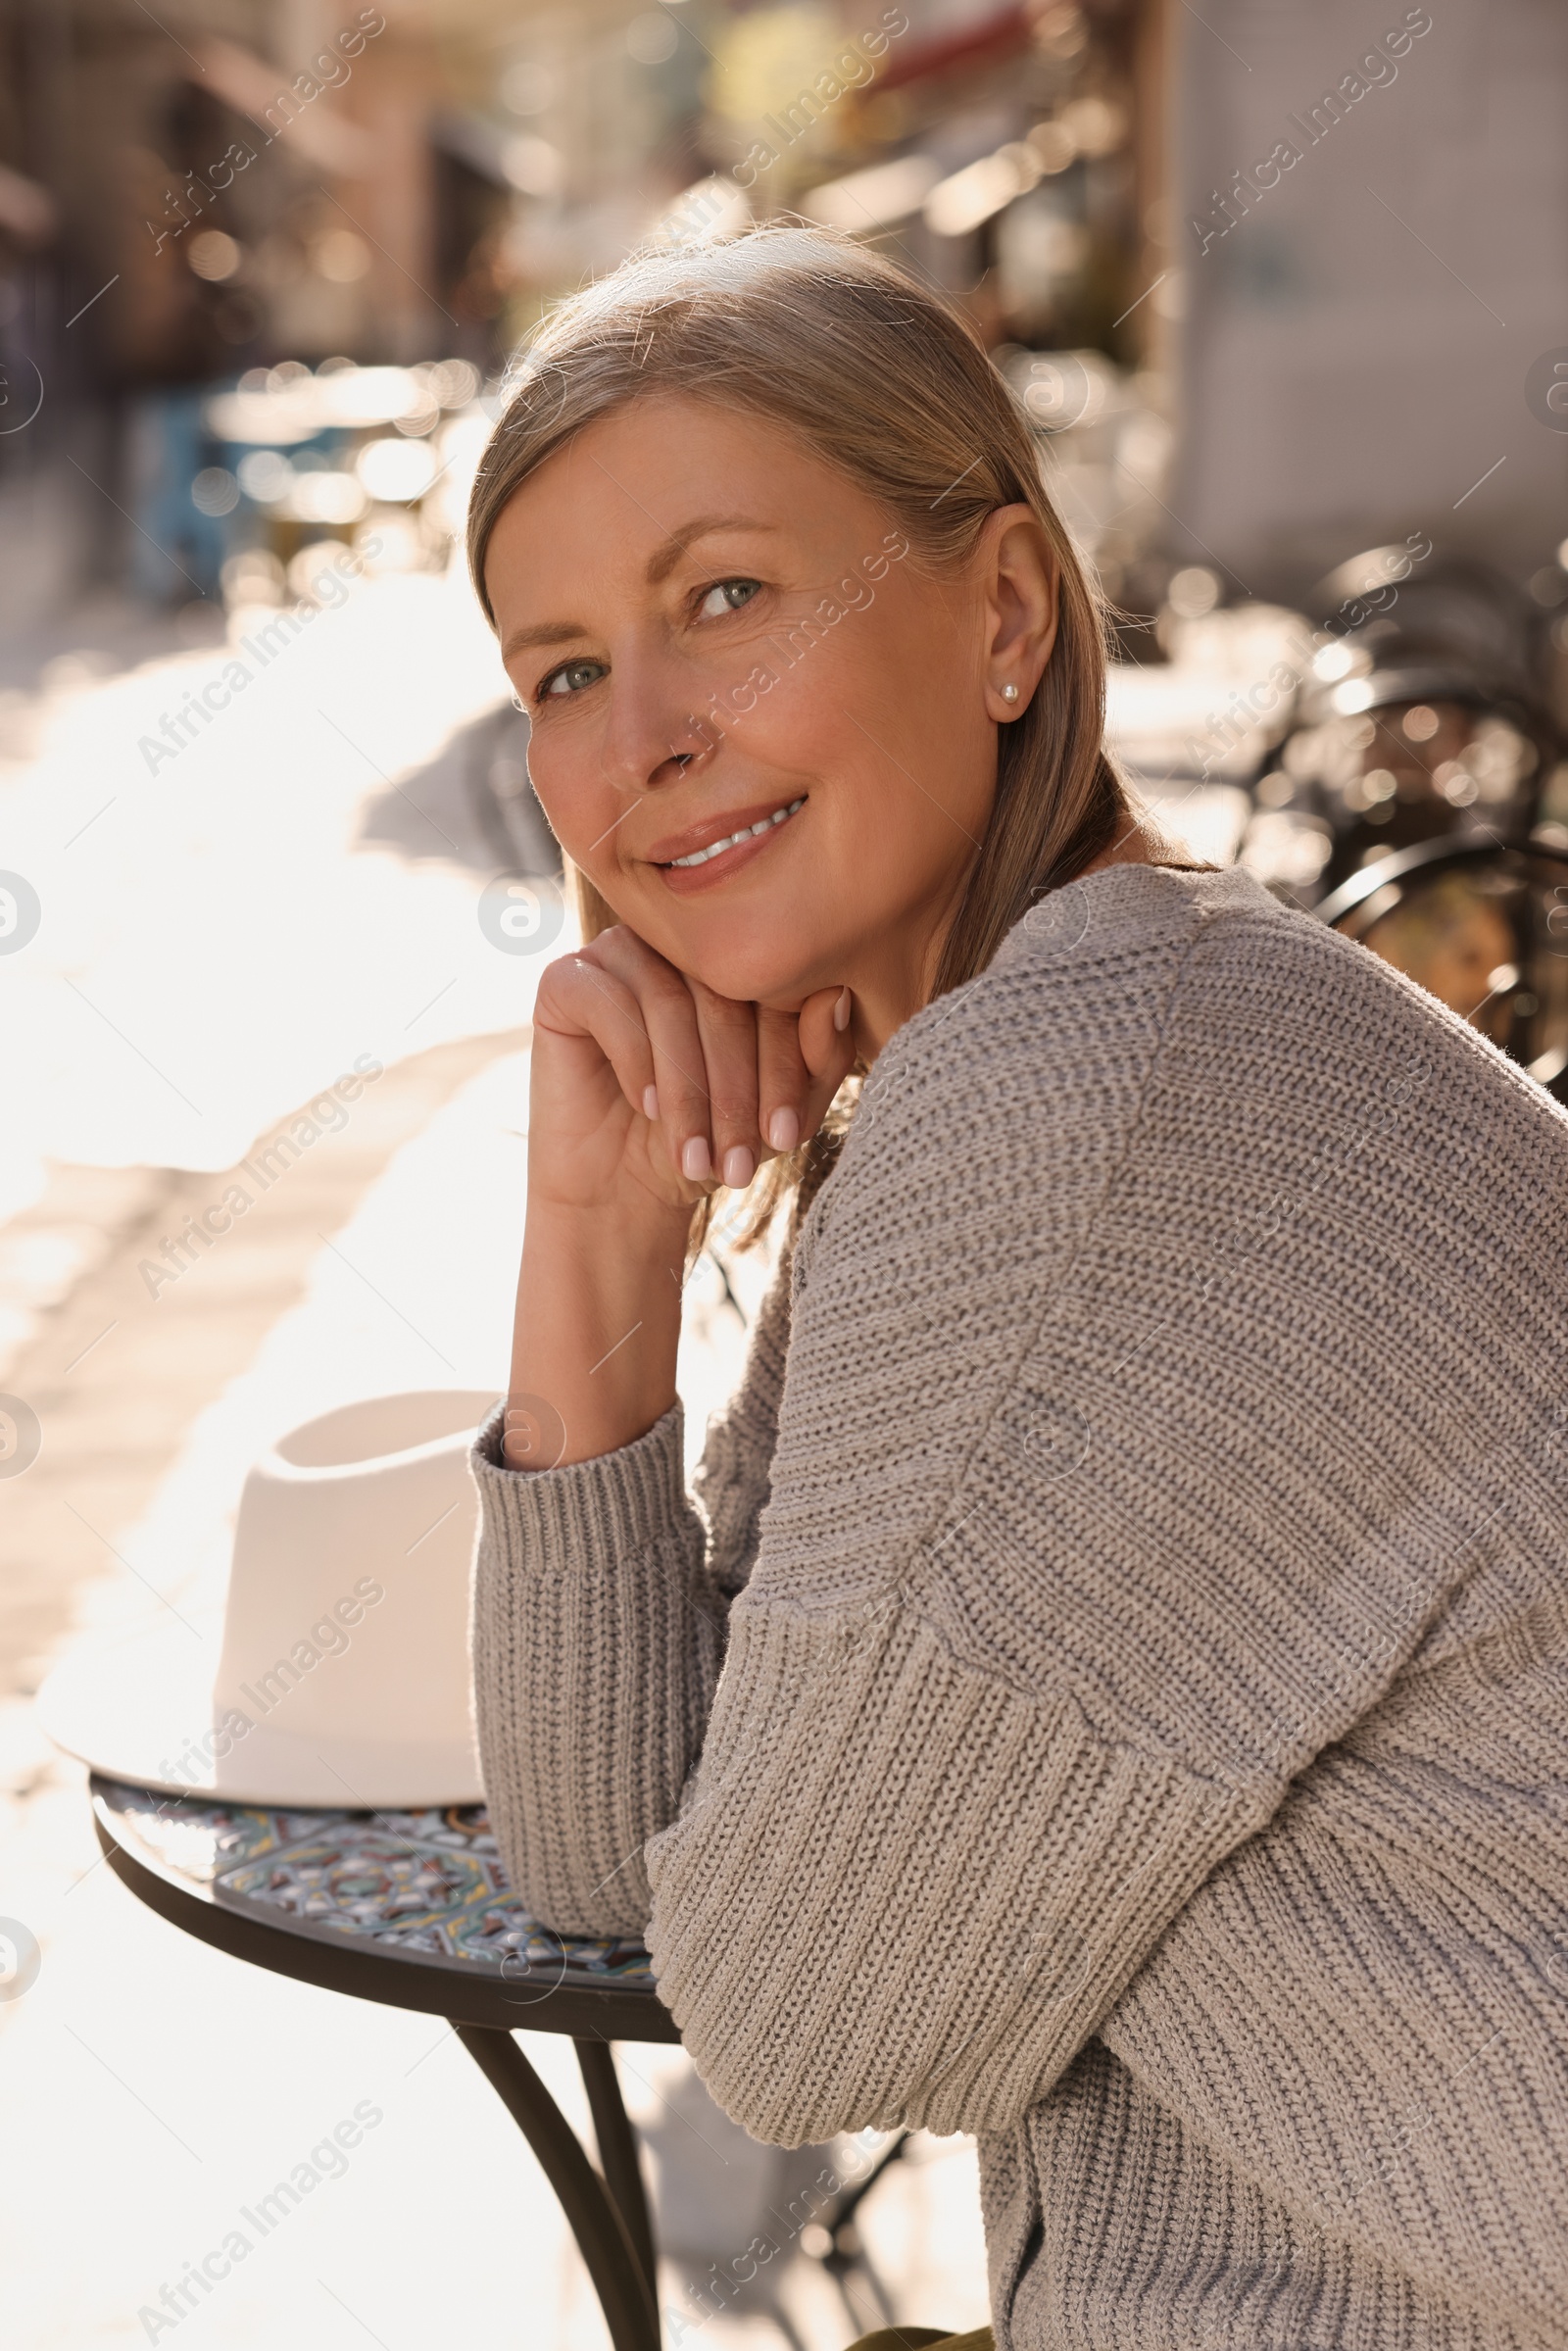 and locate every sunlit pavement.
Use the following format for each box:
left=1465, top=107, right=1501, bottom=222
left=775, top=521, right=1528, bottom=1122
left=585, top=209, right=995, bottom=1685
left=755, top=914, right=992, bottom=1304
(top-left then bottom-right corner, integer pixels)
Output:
left=0, top=554, right=1265, bottom=2346
left=0, top=558, right=535, bottom=1218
